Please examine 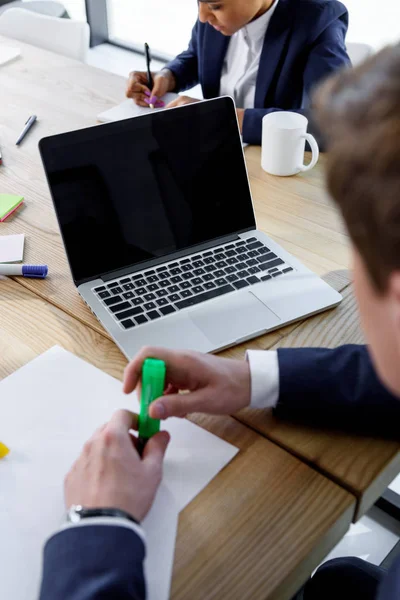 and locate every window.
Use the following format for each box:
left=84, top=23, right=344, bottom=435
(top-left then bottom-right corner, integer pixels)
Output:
left=106, top=0, right=198, bottom=58
left=86, top=0, right=400, bottom=56
left=345, top=0, right=400, bottom=50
